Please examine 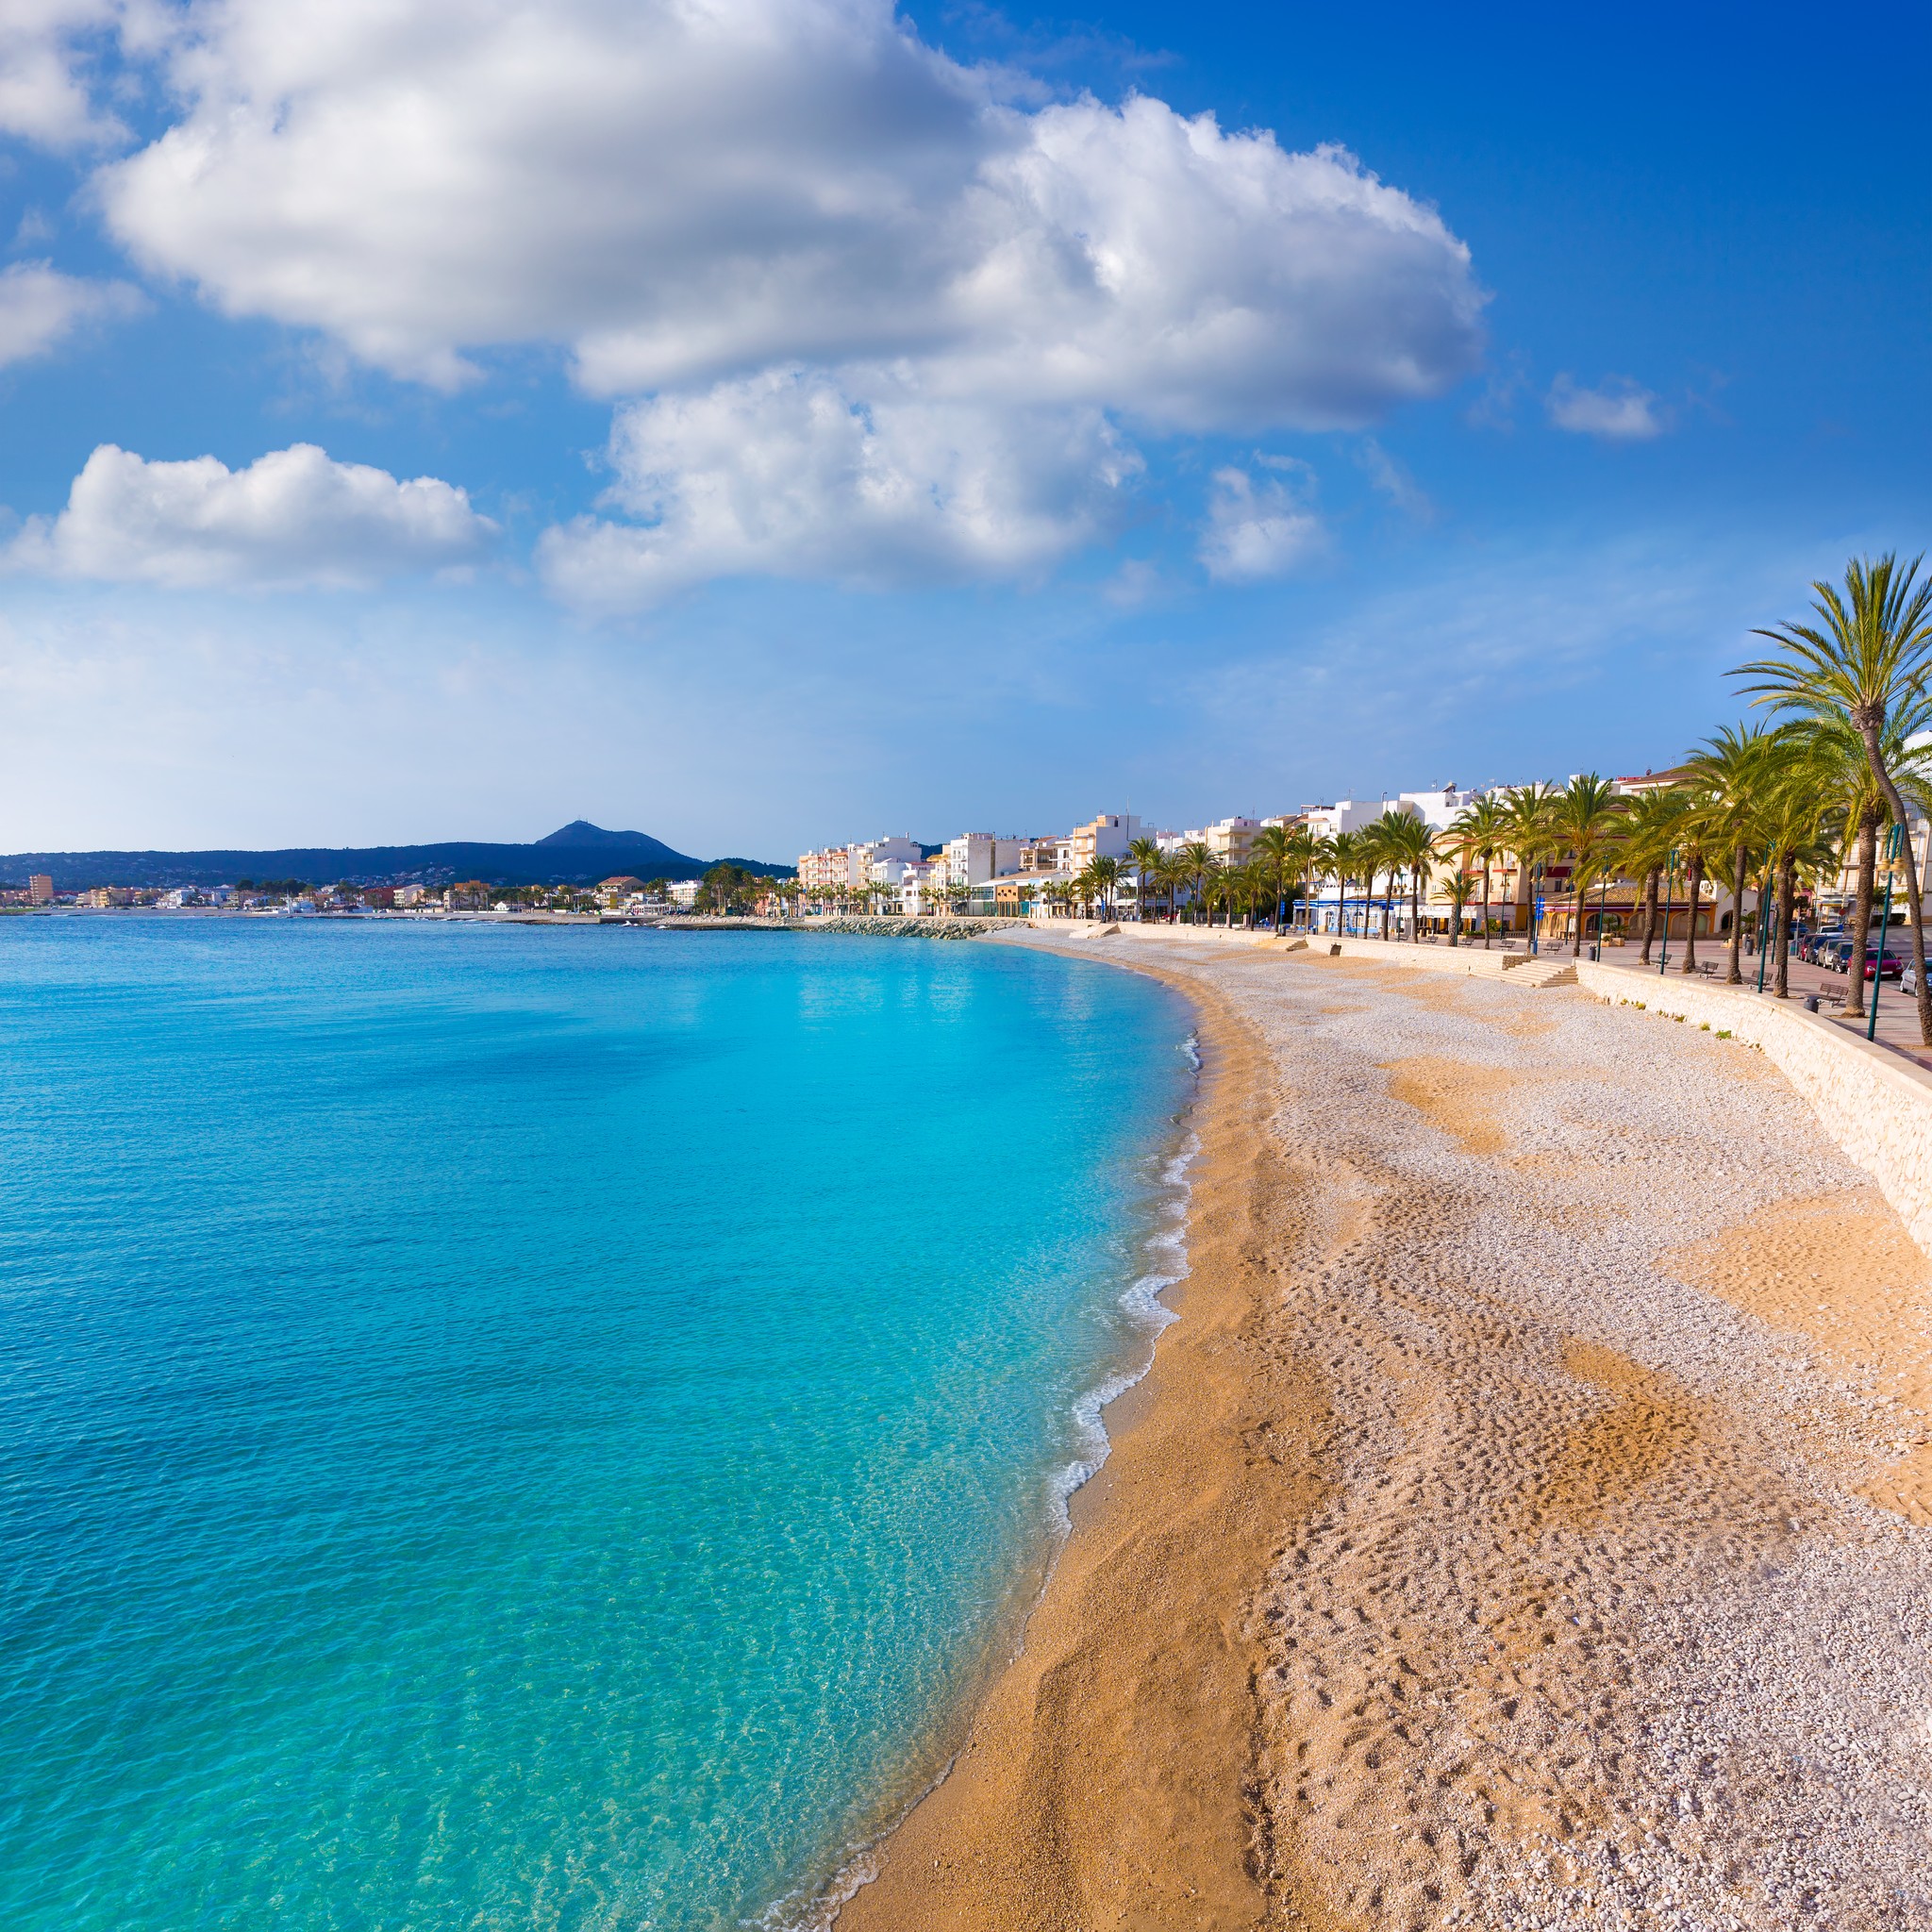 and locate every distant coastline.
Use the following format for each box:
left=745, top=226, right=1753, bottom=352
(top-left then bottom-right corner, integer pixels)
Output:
left=0, top=819, right=794, bottom=893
